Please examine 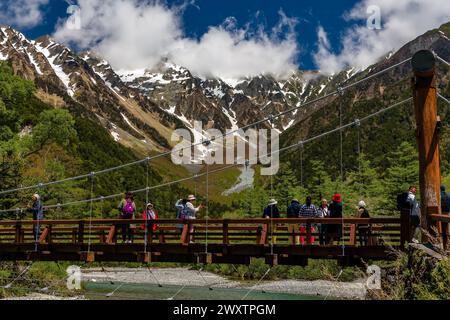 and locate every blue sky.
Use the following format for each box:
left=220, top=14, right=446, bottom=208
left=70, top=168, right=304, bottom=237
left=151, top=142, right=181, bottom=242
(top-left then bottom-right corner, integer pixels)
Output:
left=14, top=0, right=360, bottom=70
left=1, top=0, right=449, bottom=78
